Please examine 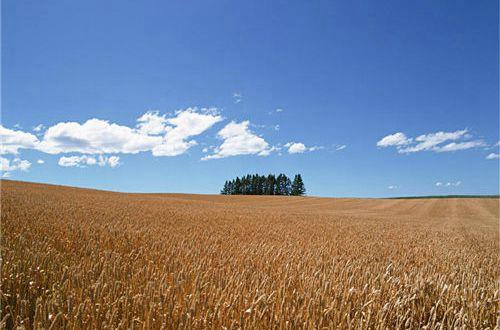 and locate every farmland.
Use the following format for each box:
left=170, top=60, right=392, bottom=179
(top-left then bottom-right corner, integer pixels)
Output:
left=1, top=180, right=498, bottom=329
